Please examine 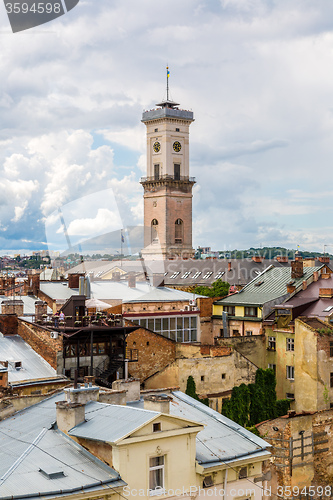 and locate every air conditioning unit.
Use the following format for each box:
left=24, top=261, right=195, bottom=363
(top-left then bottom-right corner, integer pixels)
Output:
left=189, top=299, right=196, bottom=306
left=184, top=305, right=190, bottom=311
left=50, top=331, right=59, bottom=339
